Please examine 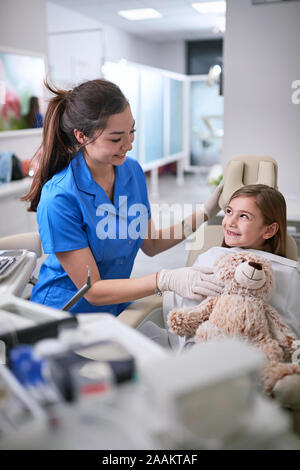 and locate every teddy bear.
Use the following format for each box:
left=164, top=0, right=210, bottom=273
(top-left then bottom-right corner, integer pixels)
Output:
left=168, top=251, right=300, bottom=403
